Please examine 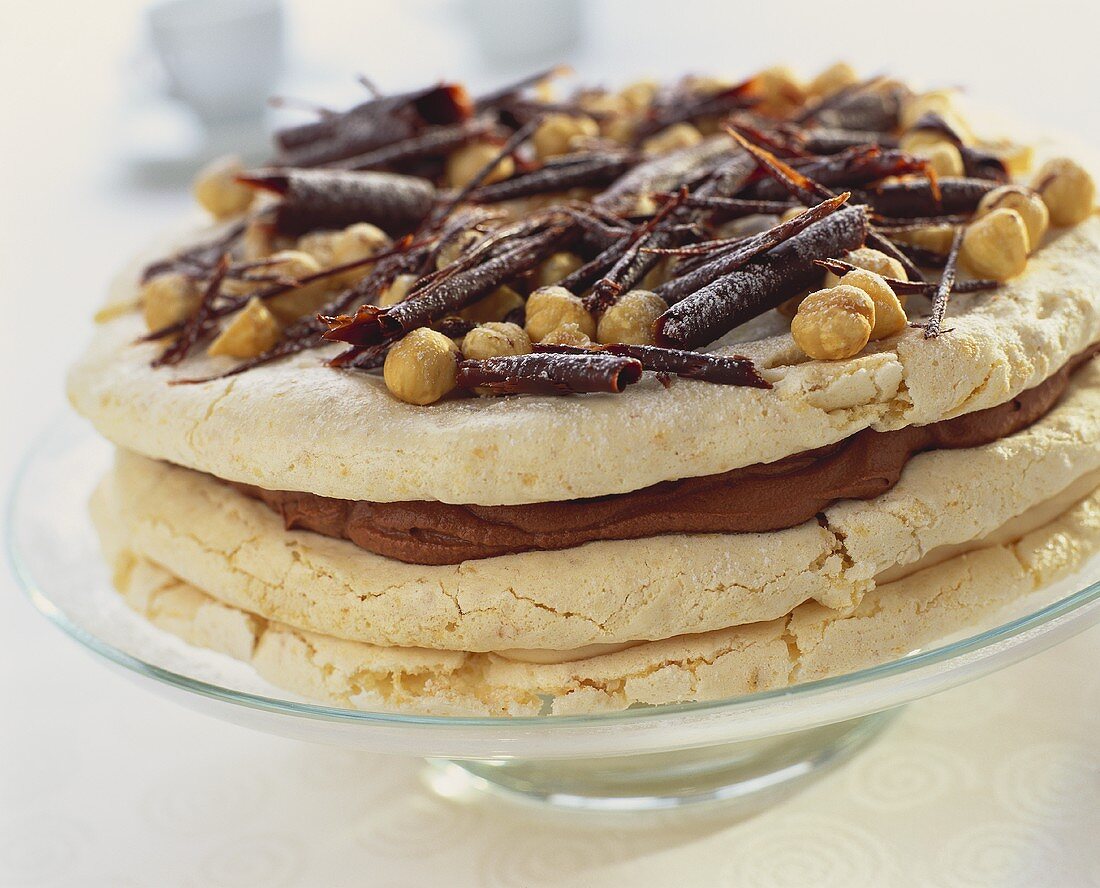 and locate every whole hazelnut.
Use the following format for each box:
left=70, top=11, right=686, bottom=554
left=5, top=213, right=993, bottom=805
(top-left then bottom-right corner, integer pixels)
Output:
left=892, top=223, right=958, bottom=254
left=141, top=272, right=201, bottom=333
left=540, top=323, right=593, bottom=347
left=445, top=140, right=516, bottom=188
left=383, top=328, right=459, bottom=405
left=791, top=285, right=875, bottom=361
left=838, top=269, right=907, bottom=340
left=193, top=155, right=254, bottom=219
left=377, top=274, right=418, bottom=308
left=536, top=252, right=584, bottom=289
left=1032, top=157, right=1096, bottom=226
left=254, top=251, right=332, bottom=323
left=809, top=61, right=859, bottom=97
left=460, top=285, right=525, bottom=323
left=920, top=142, right=965, bottom=178
left=461, top=322, right=531, bottom=360
left=642, top=123, right=704, bottom=156
left=524, top=286, right=596, bottom=342
left=533, top=114, right=600, bottom=159
left=960, top=209, right=1030, bottom=280
left=596, top=290, right=667, bottom=345
left=823, top=247, right=908, bottom=288
left=976, top=186, right=1049, bottom=251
